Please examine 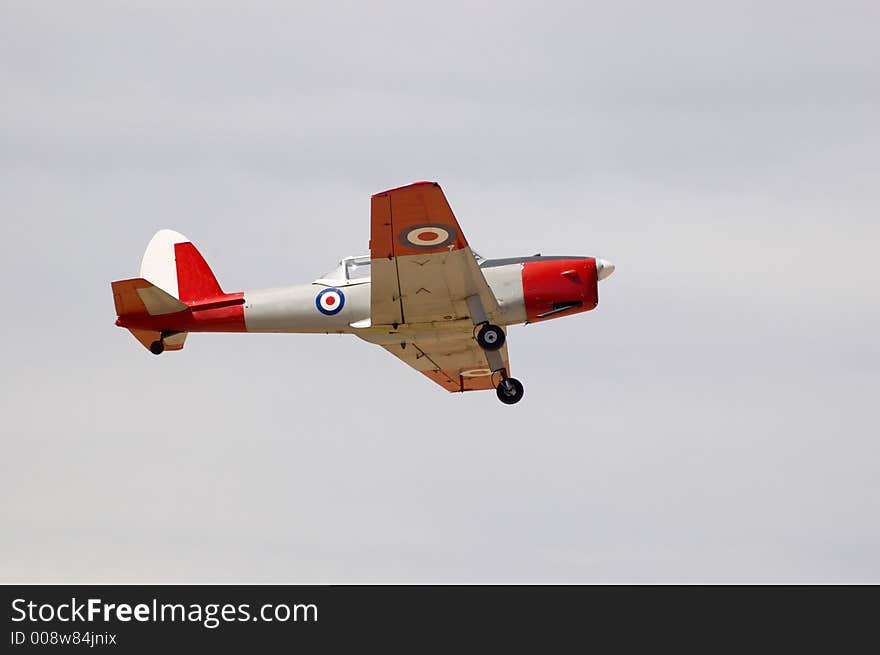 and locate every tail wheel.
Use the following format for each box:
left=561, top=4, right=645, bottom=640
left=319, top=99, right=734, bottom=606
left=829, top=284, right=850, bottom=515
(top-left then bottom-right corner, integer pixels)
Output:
left=149, top=340, right=165, bottom=355
left=476, top=323, right=505, bottom=351
left=496, top=377, right=524, bottom=405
